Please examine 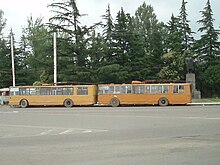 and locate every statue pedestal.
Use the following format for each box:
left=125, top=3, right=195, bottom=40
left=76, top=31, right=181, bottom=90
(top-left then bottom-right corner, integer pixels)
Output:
left=186, top=73, right=201, bottom=99
left=186, top=73, right=195, bottom=91
left=193, top=90, right=201, bottom=99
